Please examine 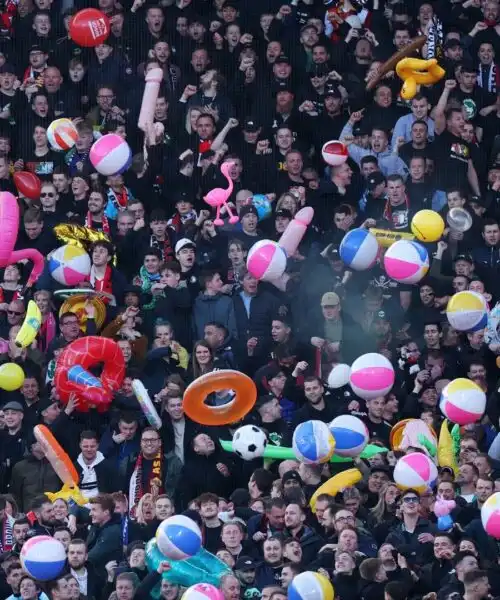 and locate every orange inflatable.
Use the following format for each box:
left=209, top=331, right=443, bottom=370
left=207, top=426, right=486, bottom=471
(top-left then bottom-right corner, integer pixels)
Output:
left=34, top=424, right=78, bottom=486
left=183, top=370, right=257, bottom=426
